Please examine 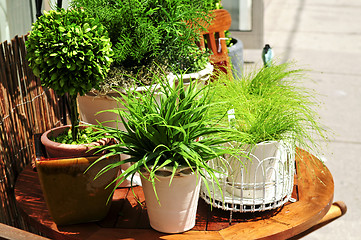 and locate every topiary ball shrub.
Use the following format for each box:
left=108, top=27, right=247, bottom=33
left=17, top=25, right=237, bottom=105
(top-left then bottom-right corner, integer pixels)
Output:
left=26, top=8, right=113, bottom=96
left=26, top=8, right=113, bottom=141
